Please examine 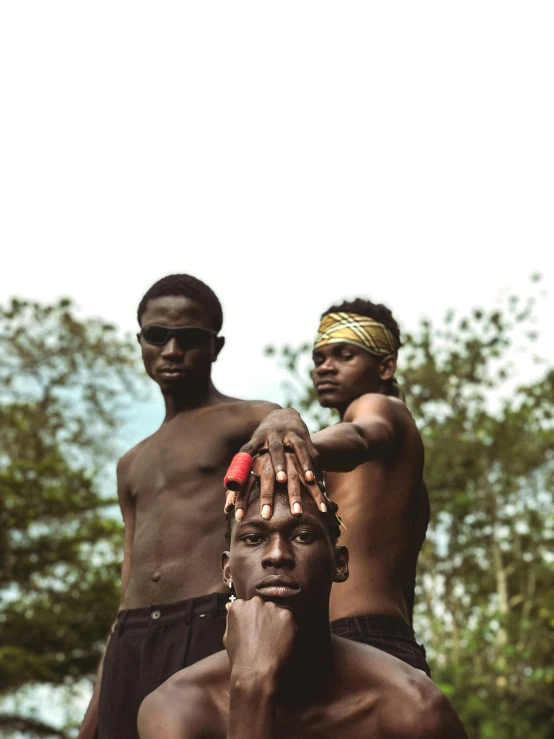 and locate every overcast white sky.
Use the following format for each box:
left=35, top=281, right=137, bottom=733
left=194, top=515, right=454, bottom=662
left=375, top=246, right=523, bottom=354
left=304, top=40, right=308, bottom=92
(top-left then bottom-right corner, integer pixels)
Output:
left=1, top=2, right=553, bottom=439
left=1, top=2, right=553, bottom=728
